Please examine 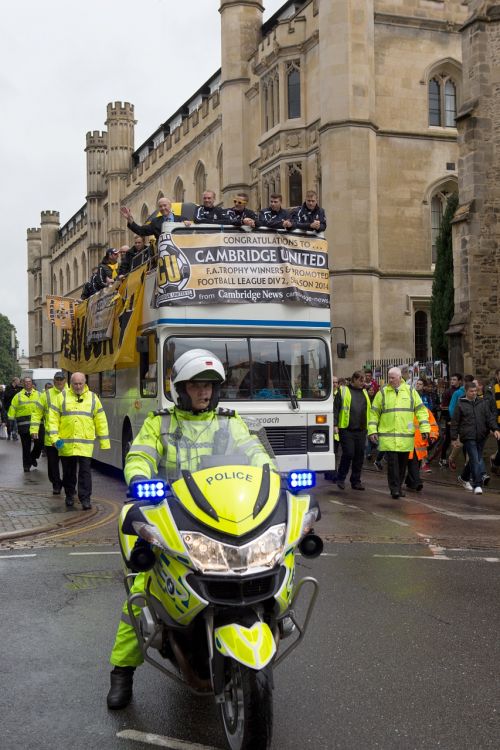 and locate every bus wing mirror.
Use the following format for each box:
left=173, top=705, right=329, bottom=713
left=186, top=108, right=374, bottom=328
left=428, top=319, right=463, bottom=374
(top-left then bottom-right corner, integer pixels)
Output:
left=136, top=336, right=149, bottom=353
left=336, top=343, right=348, bottom=359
